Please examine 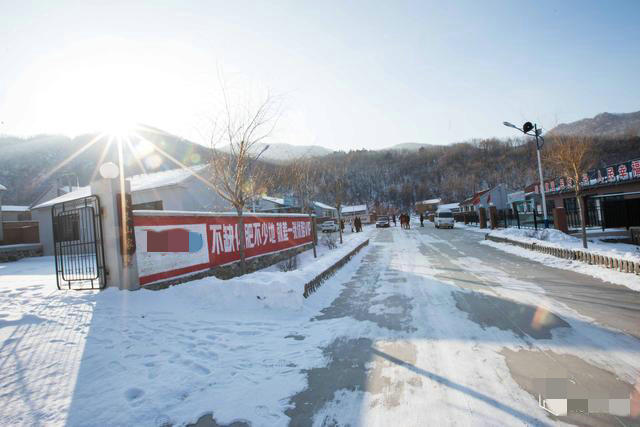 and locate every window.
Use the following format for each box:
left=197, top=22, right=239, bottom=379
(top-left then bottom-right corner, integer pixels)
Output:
left=438, top=212, right=453, bottom=218
left=132, top=200, right=163, bottom=210
left=563, top=197, right=577, bottom=212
